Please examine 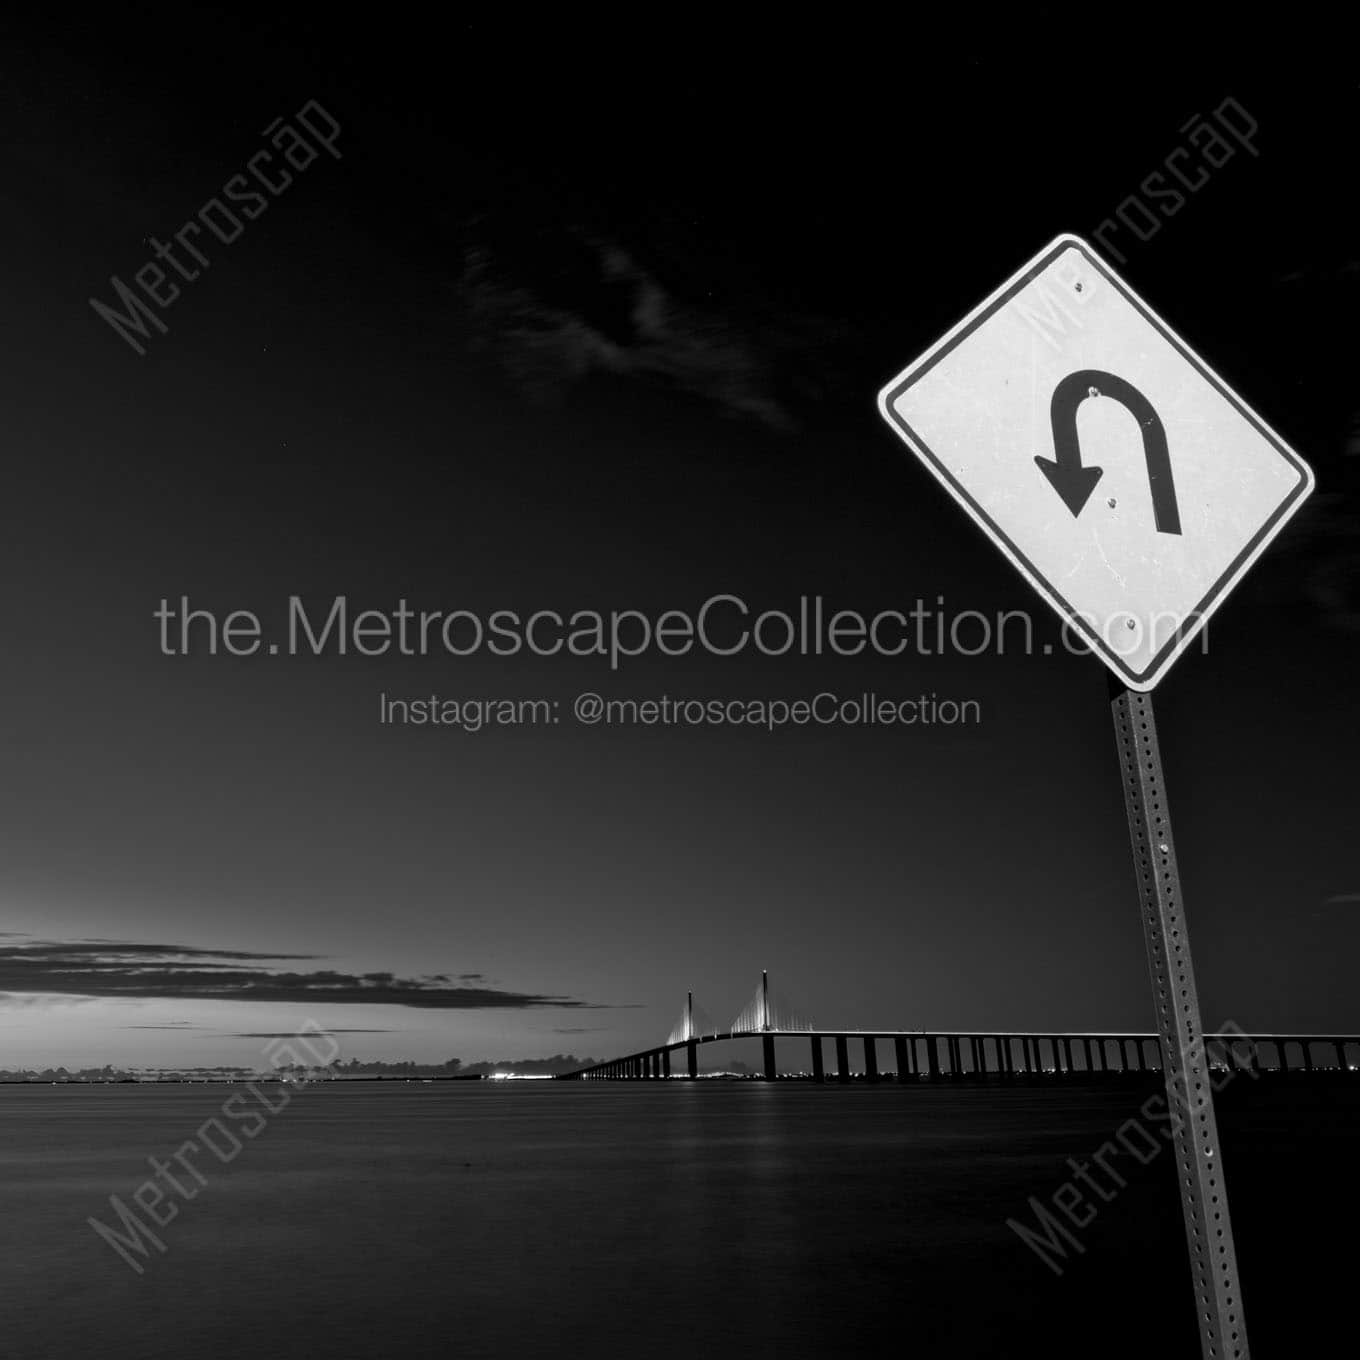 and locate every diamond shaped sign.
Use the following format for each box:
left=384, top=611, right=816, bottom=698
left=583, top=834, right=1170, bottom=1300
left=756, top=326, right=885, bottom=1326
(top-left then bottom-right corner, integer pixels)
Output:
left=877, top=234, right=1314, bottom=689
